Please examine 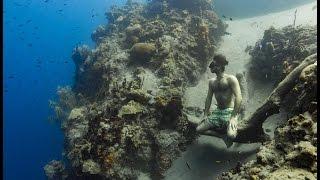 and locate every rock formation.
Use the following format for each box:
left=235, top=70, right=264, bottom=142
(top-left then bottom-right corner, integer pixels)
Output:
left=46, top=0, right=226, bottom=179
